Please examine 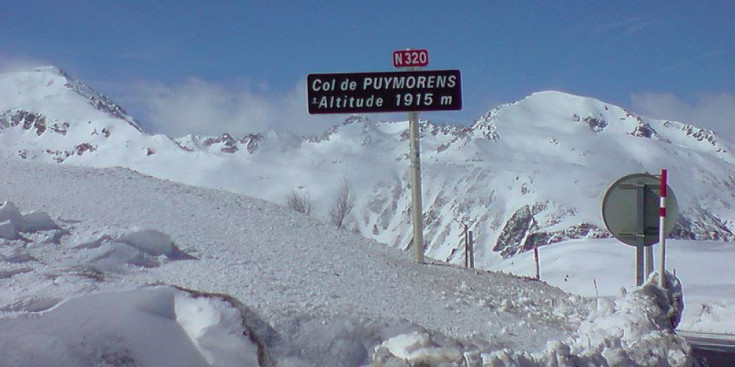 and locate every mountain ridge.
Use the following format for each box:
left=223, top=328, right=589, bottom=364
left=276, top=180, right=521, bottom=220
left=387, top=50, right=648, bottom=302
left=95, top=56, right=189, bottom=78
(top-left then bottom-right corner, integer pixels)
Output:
left=1, top=66, right=733, bottom=267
